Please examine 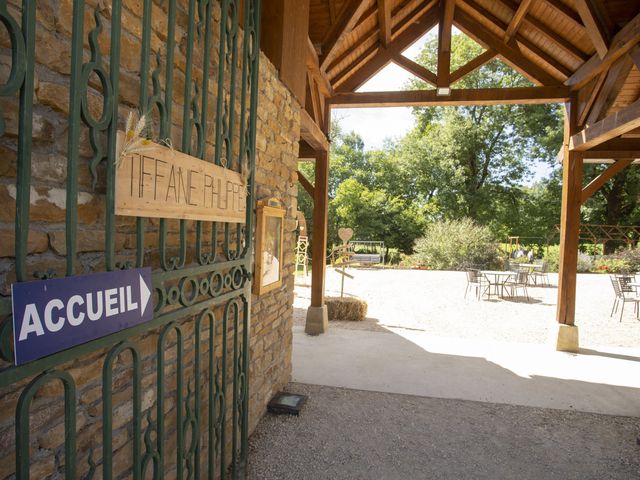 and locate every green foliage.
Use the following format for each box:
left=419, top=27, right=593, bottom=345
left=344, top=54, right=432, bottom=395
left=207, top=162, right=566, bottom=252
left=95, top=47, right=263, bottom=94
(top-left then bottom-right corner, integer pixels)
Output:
left=333, top=179, right=426, bottom=254
left=617, top=249, right=640, bottom=272
left=592, top=257, right=631, bottom=274
left=402, top=33, right=563, bottom=237
left=411, top=218, right=500, bottom=270
left=544, top=245, right=593, bottom=273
